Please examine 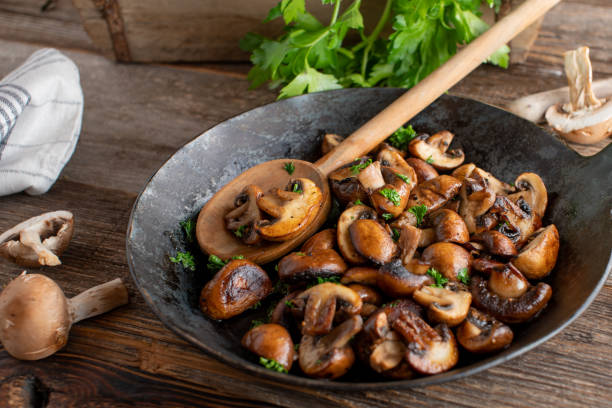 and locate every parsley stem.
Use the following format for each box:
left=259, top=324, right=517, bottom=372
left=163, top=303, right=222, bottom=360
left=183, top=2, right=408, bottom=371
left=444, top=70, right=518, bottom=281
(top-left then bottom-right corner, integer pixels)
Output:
left=330, top=0, right=342, bottom=25
left=360, top=0, right=393, bottom=77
